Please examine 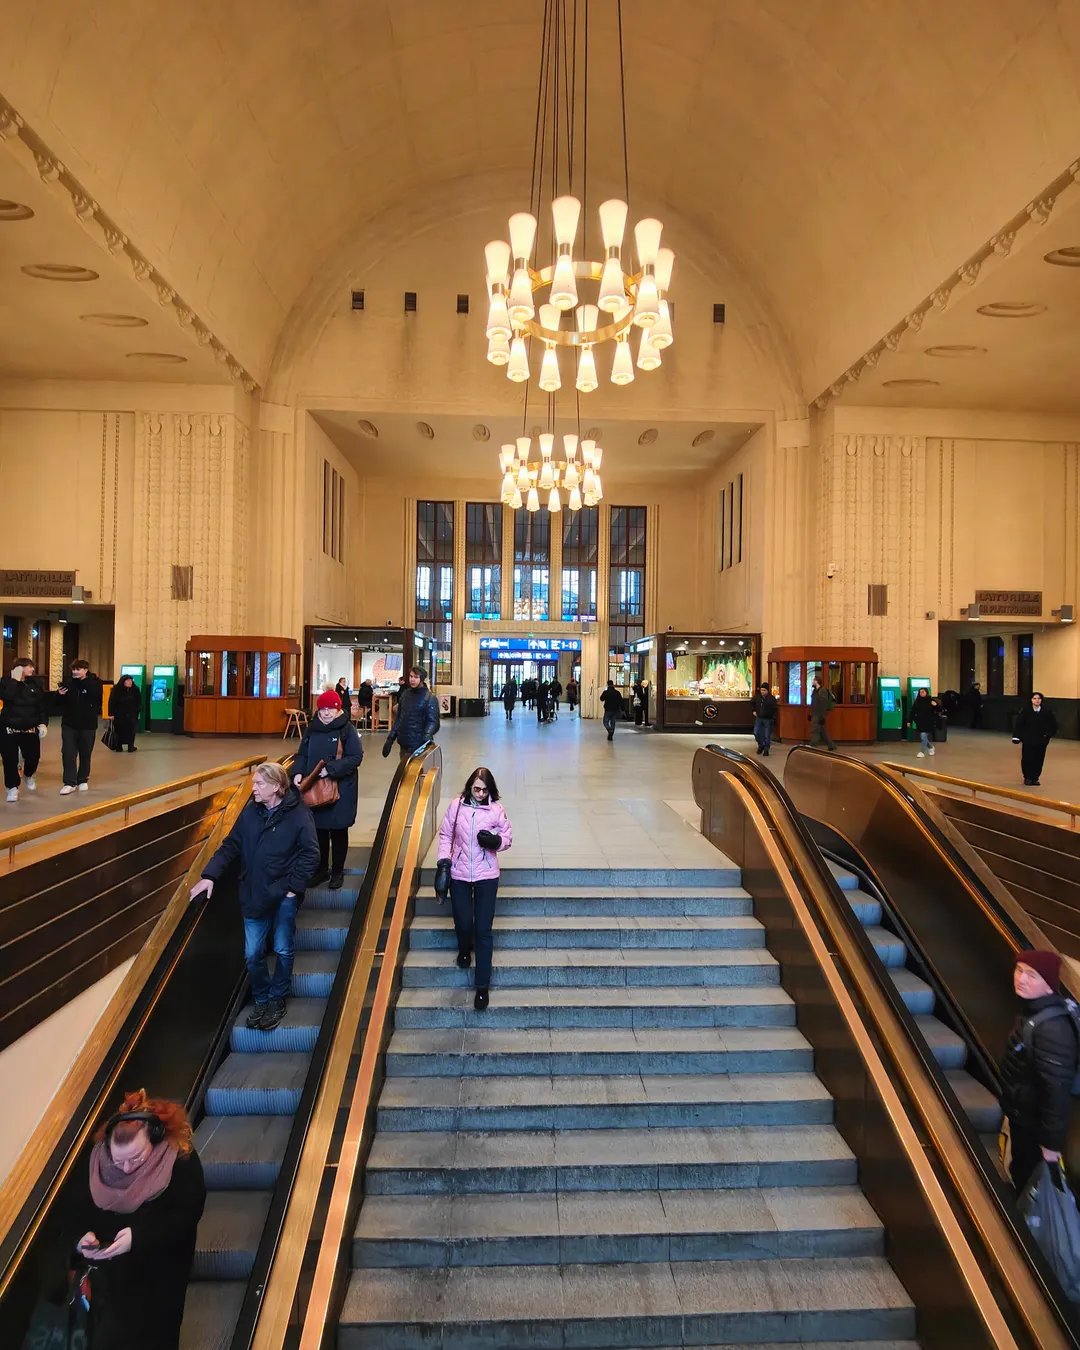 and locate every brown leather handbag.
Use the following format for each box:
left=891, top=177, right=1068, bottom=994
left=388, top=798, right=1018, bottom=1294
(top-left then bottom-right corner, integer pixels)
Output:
left=298, top=733, right=343, bottom=808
